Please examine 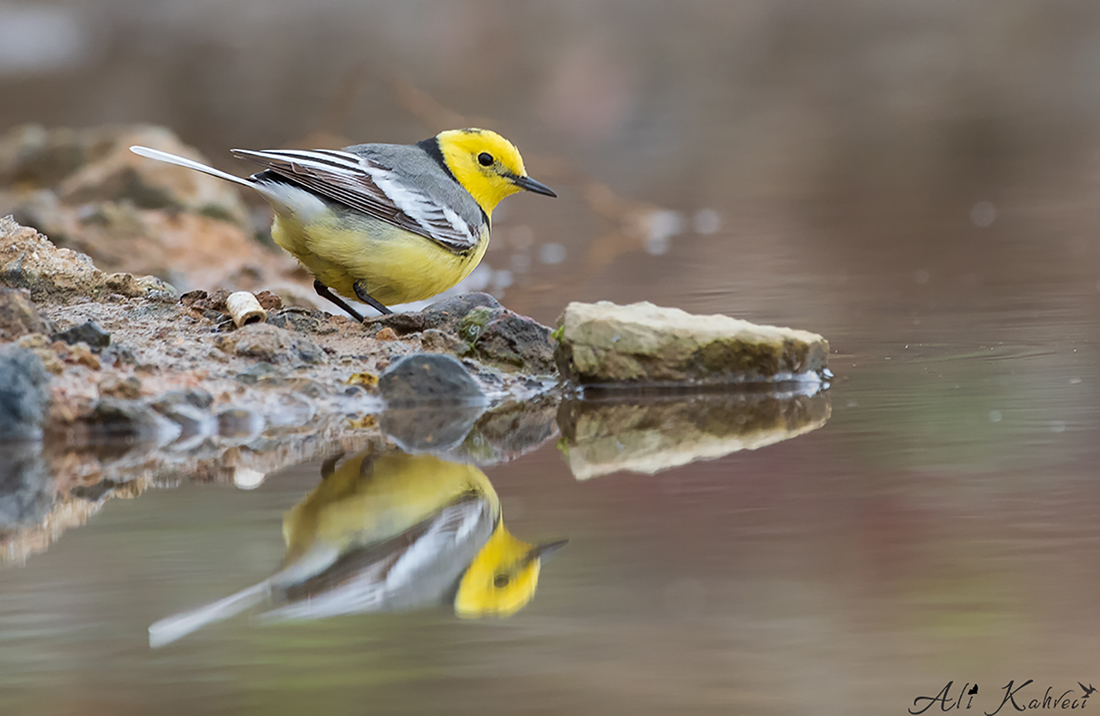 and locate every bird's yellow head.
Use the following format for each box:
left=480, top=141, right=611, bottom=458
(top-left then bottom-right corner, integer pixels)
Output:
left=435, top=128, right=557, bottom=216
left=453, top=523, right=566, bottom=618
